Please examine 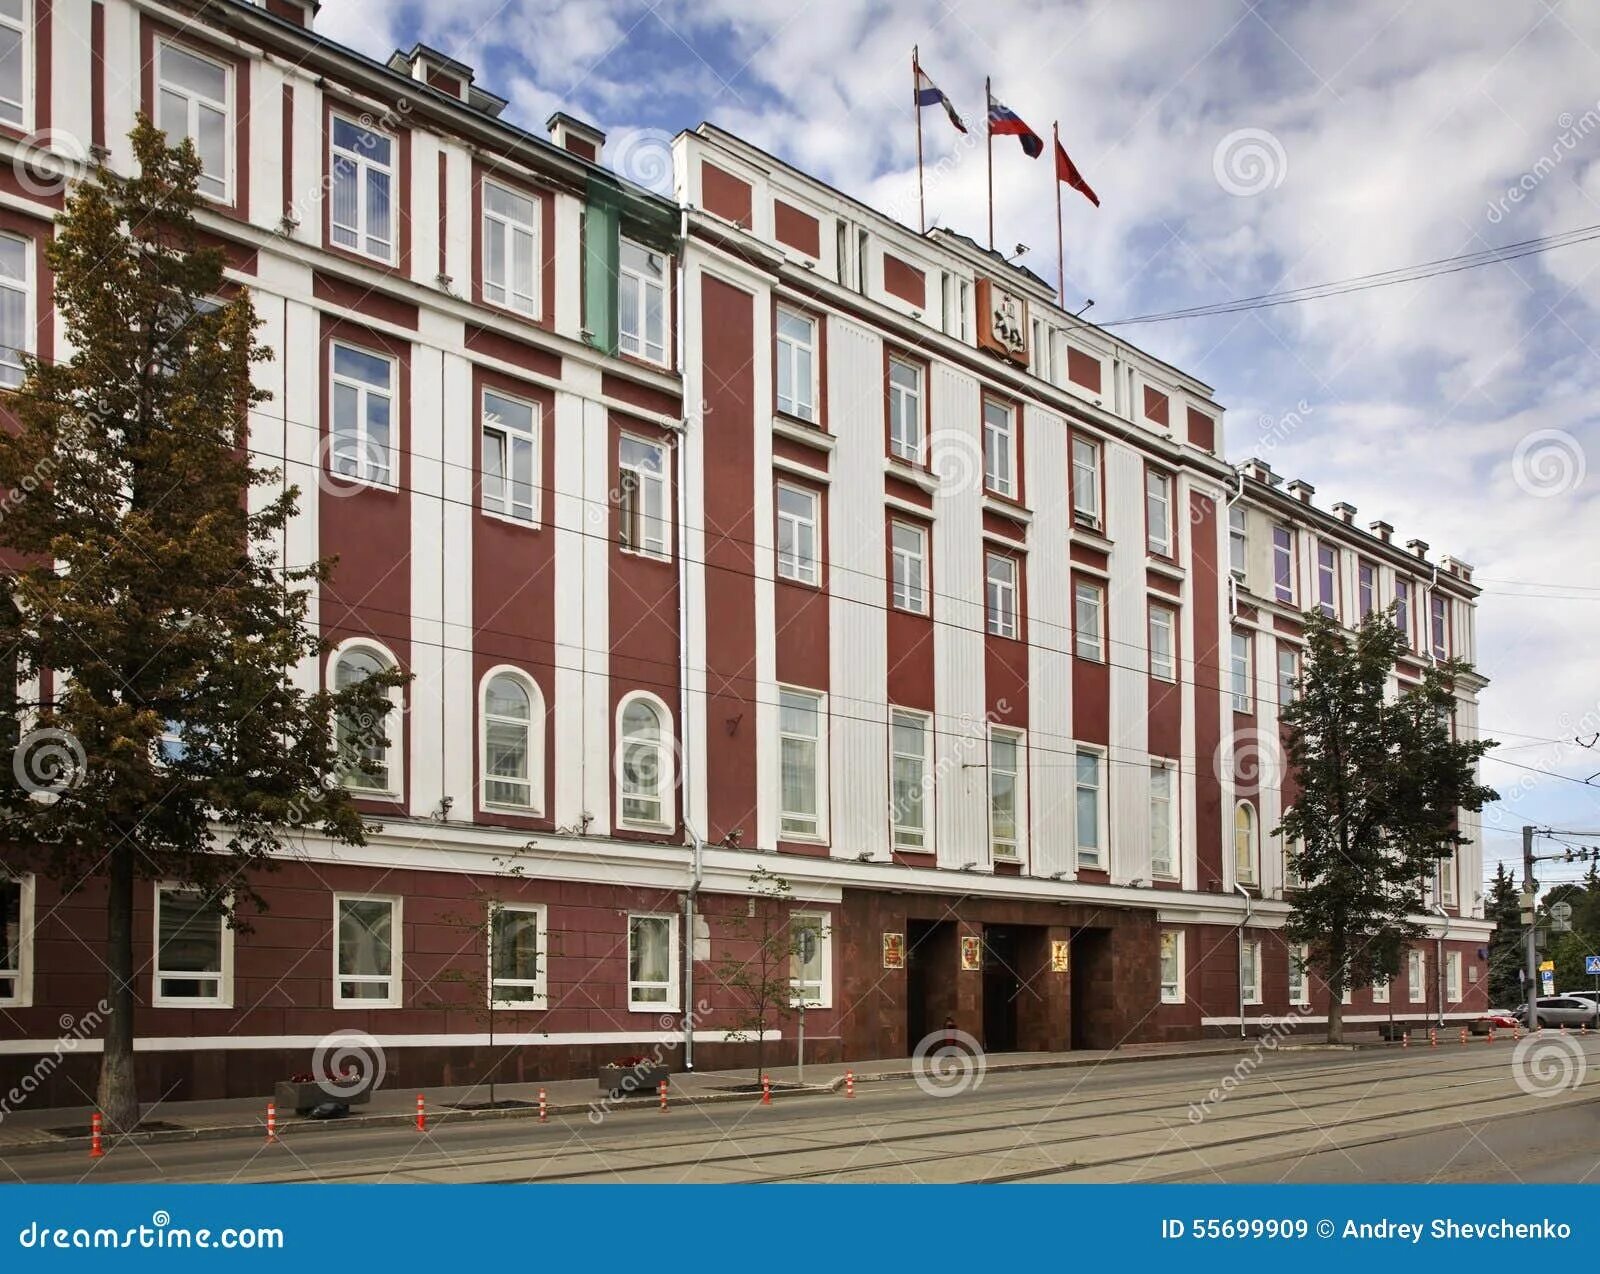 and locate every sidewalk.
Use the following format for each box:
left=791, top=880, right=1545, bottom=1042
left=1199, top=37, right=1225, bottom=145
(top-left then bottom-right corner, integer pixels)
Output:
left=0, top=1033, right=1380, bottom=1155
